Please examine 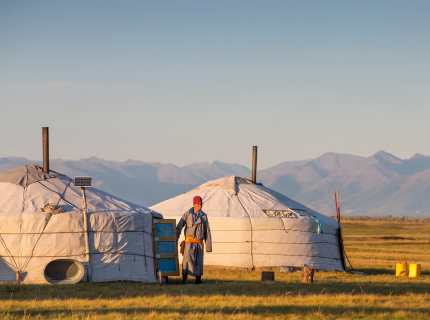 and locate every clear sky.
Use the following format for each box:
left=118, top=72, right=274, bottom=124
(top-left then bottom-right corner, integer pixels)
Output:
left=1, top=1, right=429, bottom=169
